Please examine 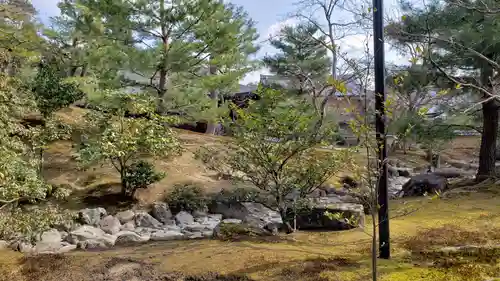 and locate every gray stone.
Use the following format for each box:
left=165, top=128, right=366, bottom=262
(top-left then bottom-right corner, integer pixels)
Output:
left=389, top=176, right=409, bottom=199
left=151, top=202, right=172, bottom=224
left=115, top=210, right=135, bottom=224
left=0, top=240, right=8, bottom=250
left=135, top=212, right=162, bottom=228
left=150, top=230, right=184, bottom=241
left=183, top=223, right=211, bottom=232
left=19, top=242, right=34, bottom=254
left=120, top=221, right=136, bottom=231
left=222, top=219, right=242, bottom=224
left=115, top=231, right=150, bottom=244
left=99, top=215, right=122, bottom=235
left=69, top=225, right=117, bottom=248
left=192, top=210, right=208, bottom=218
left=39, top=229, right=62, bottom=244
left=400, top=174, right=448, bottom=197
left=432, top=168, right=471, bottom=178
left=210, top=202, right=282, bottom=229
left=78, top=208, right=107, bottom=226
left=175, top=211, right=194, bottom=226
